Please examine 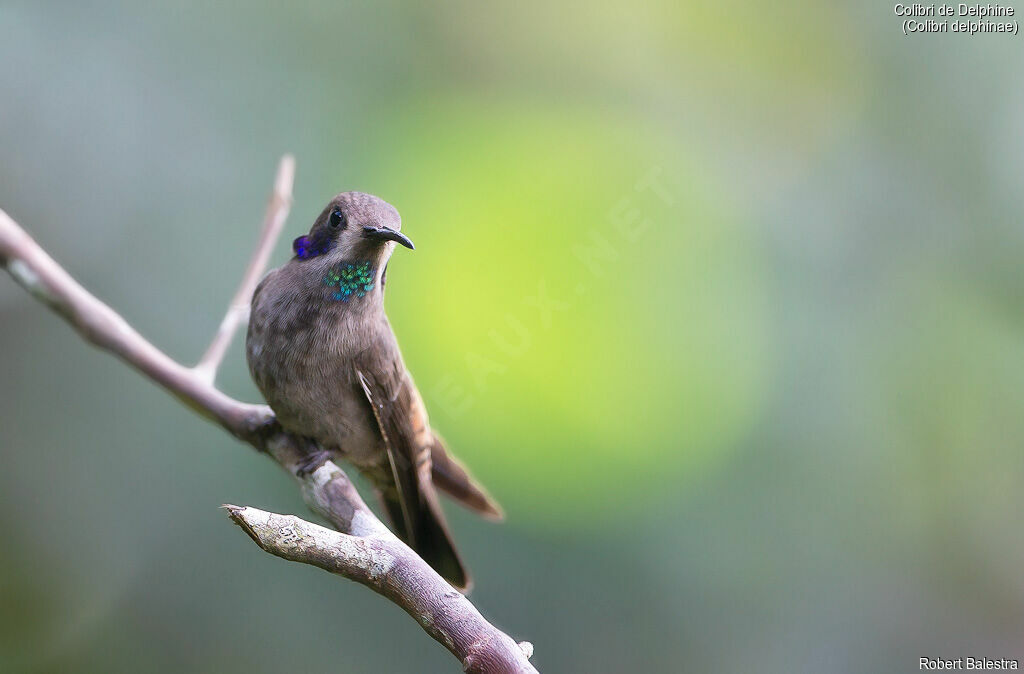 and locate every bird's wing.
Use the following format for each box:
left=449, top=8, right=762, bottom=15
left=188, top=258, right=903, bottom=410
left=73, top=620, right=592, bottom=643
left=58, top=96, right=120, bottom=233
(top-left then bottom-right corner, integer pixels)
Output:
left=361, top=366, right=502, bottom=520
left=355, top=367, right=469, bottom=590
left=356, top=369, right=419, bottom=537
